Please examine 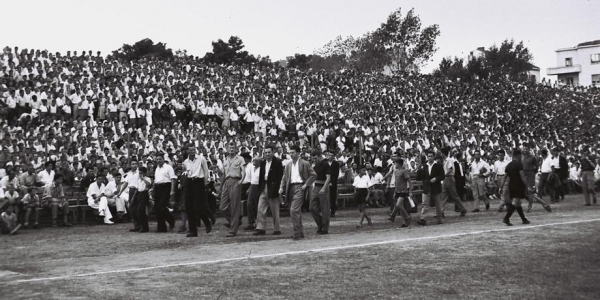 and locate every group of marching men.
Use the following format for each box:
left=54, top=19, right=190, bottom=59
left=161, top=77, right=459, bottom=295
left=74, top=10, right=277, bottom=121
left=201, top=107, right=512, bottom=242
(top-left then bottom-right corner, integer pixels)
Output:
left=76, top=143, right=598, bottom=240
